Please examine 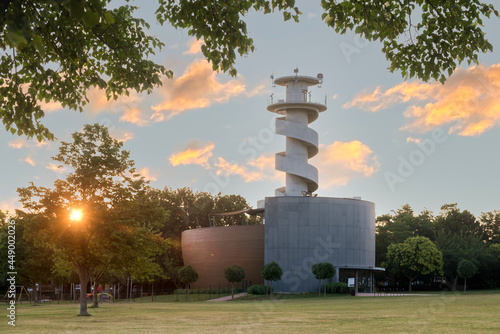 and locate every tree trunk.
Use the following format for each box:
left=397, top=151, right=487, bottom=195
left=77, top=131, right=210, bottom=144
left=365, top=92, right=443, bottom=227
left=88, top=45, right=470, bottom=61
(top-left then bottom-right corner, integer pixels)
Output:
left=452, top=276, right=458, bottom=291
left=32, top=283, right=38, bottom=306
left=324, top=281, right=327, bottom=297
left=130, top=278, right=133, bottom=300
left=152, top=283, right=154, bottom=302
left=77, top=266, right=90, bottom=316
left=185, top=283, right=188, bottom=302
left=270, top=281, right=272, bottom=299
left=231, top=282, right=234, bottom=299
left=92, top=280, right=99, bottom=307
left=408, top=278, right=413, bottom=292
left=464, top=277, right=467, bottom=294
left=318, top=279, right=321, bottom=297
left=141, top=285, right=143, bottom=302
